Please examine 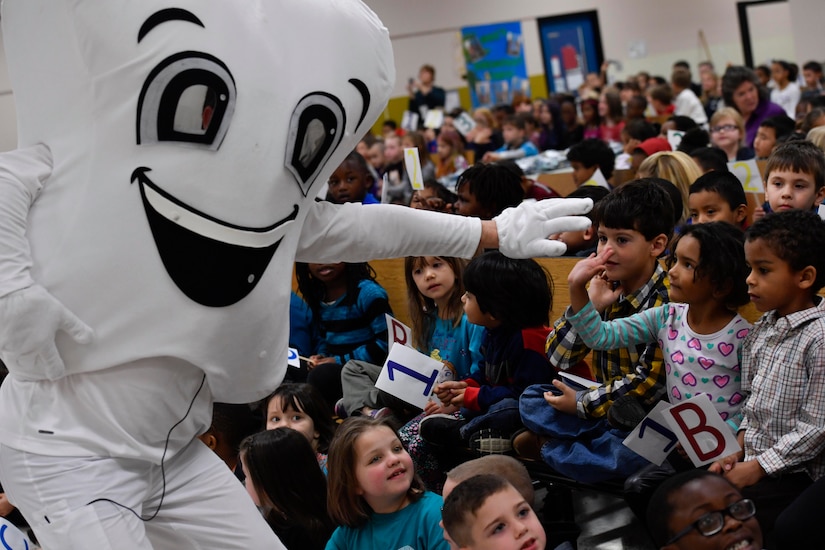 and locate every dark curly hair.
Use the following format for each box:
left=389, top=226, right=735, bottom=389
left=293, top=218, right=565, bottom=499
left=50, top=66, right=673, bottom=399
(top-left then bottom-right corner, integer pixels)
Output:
left=463, top=251, right=552, bottom=329
left=668, top=222, right=750, bottom=309
left=746, top=210, right=825, bottom=293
